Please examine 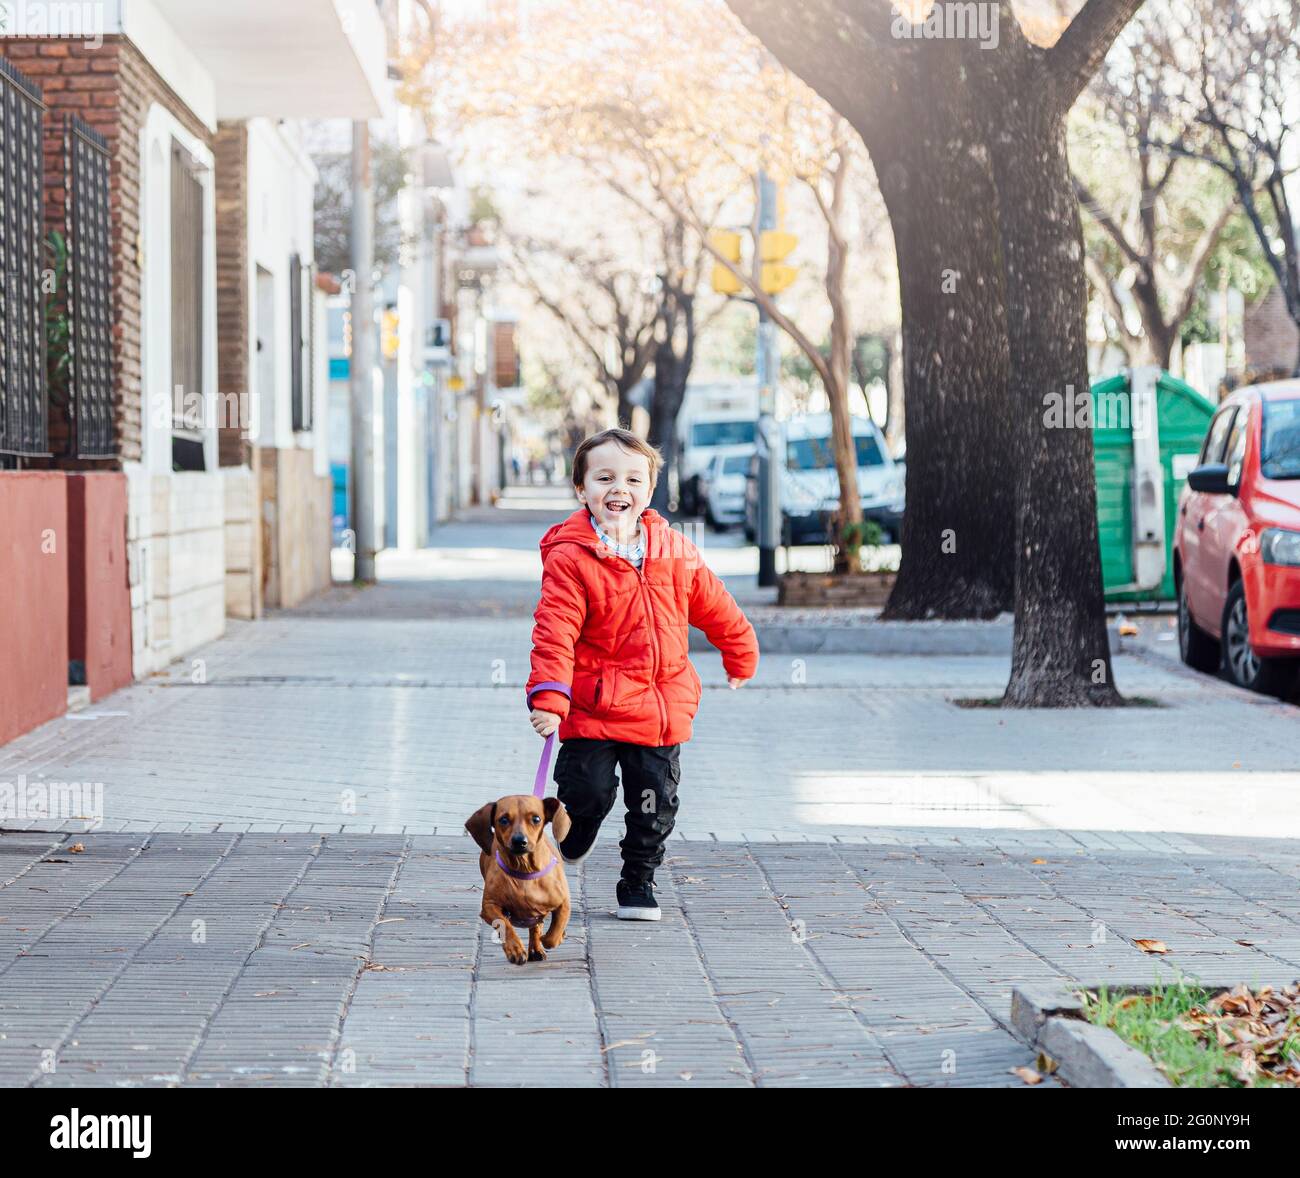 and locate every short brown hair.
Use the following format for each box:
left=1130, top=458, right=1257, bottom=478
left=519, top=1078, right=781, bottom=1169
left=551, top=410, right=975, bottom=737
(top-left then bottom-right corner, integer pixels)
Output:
left=571, top=428, right=663, bottom=488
